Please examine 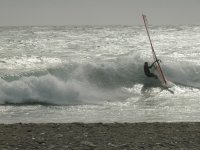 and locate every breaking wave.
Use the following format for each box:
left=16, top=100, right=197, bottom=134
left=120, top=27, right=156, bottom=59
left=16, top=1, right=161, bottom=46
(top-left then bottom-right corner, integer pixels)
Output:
left=0, top=55, right=199, bottom=105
